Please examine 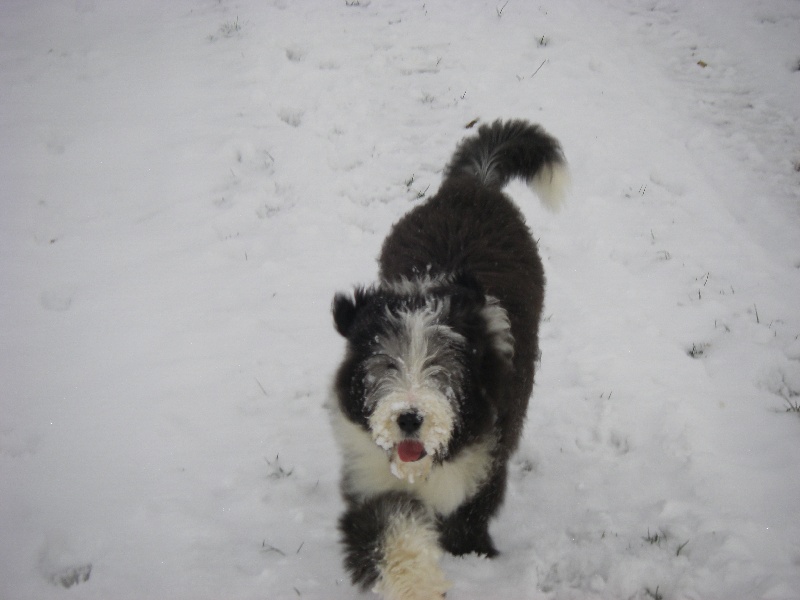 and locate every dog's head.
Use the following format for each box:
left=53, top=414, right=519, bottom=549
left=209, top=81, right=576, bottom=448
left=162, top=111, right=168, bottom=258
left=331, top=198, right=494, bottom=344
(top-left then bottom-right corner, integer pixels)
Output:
left=332, top=273, right=513, bottom=483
